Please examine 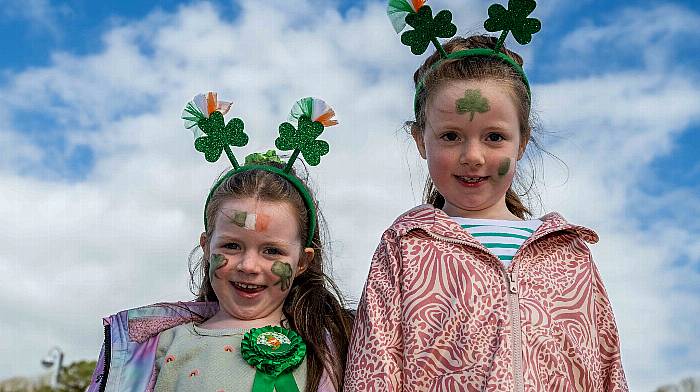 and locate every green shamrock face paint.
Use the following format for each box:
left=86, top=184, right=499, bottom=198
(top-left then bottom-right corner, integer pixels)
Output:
left=498, top=158, right=511, bottom=176
left=209, top=254, right=228, bottom=281
left=456, top=89, right=490, bottom=121
left=271, top=261, right=293, bottom=291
